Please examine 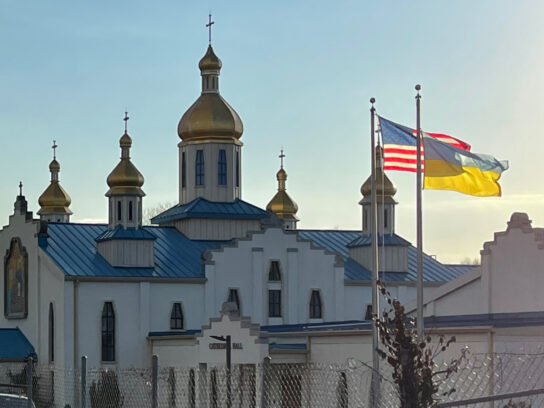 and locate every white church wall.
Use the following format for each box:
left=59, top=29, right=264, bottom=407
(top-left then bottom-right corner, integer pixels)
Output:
left=207, top=228, right=339, bottom=326
left=149, top=282, right=206, bottom=332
